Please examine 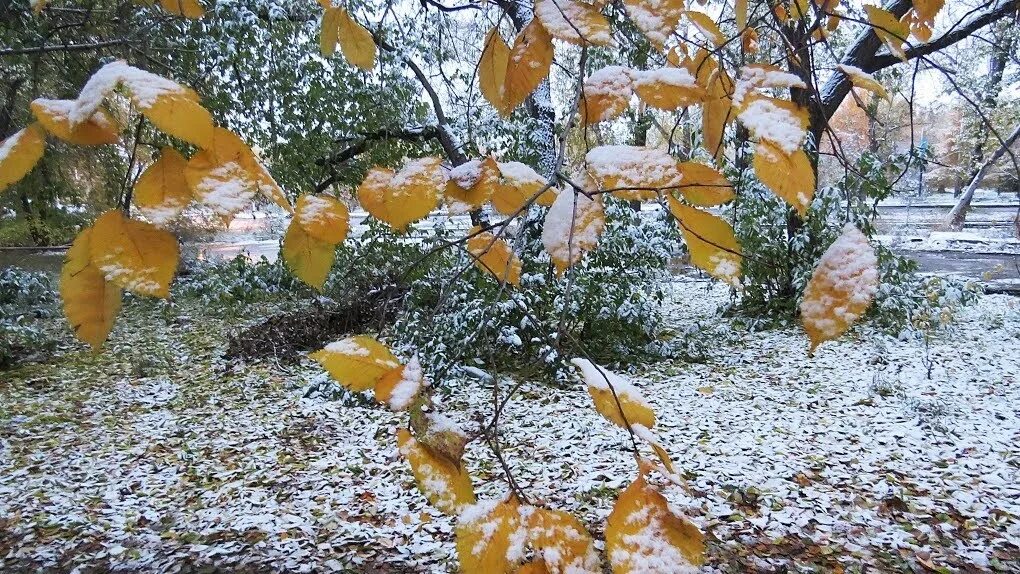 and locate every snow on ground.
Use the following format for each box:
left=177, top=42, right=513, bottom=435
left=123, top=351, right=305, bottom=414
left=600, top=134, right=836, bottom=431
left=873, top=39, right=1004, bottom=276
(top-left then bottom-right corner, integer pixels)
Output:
left=1, top=282, right=1019, bottom=572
